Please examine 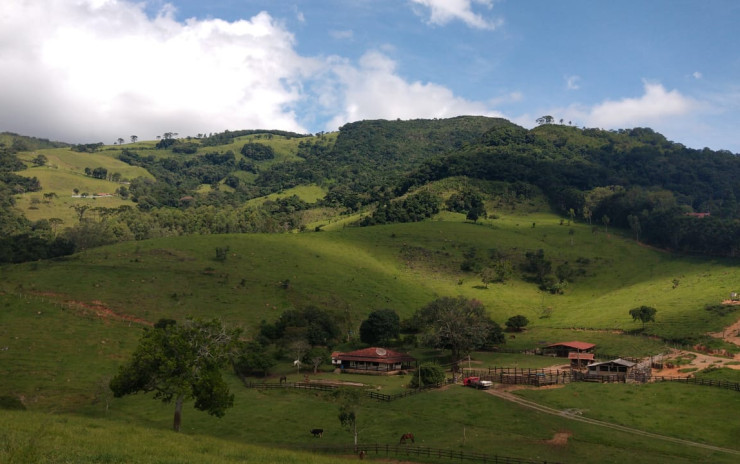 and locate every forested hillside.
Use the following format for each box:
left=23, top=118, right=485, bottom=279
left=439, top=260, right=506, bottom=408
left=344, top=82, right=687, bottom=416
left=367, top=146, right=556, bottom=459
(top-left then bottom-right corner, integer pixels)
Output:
left=2, top=117, right=740, bottom=262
